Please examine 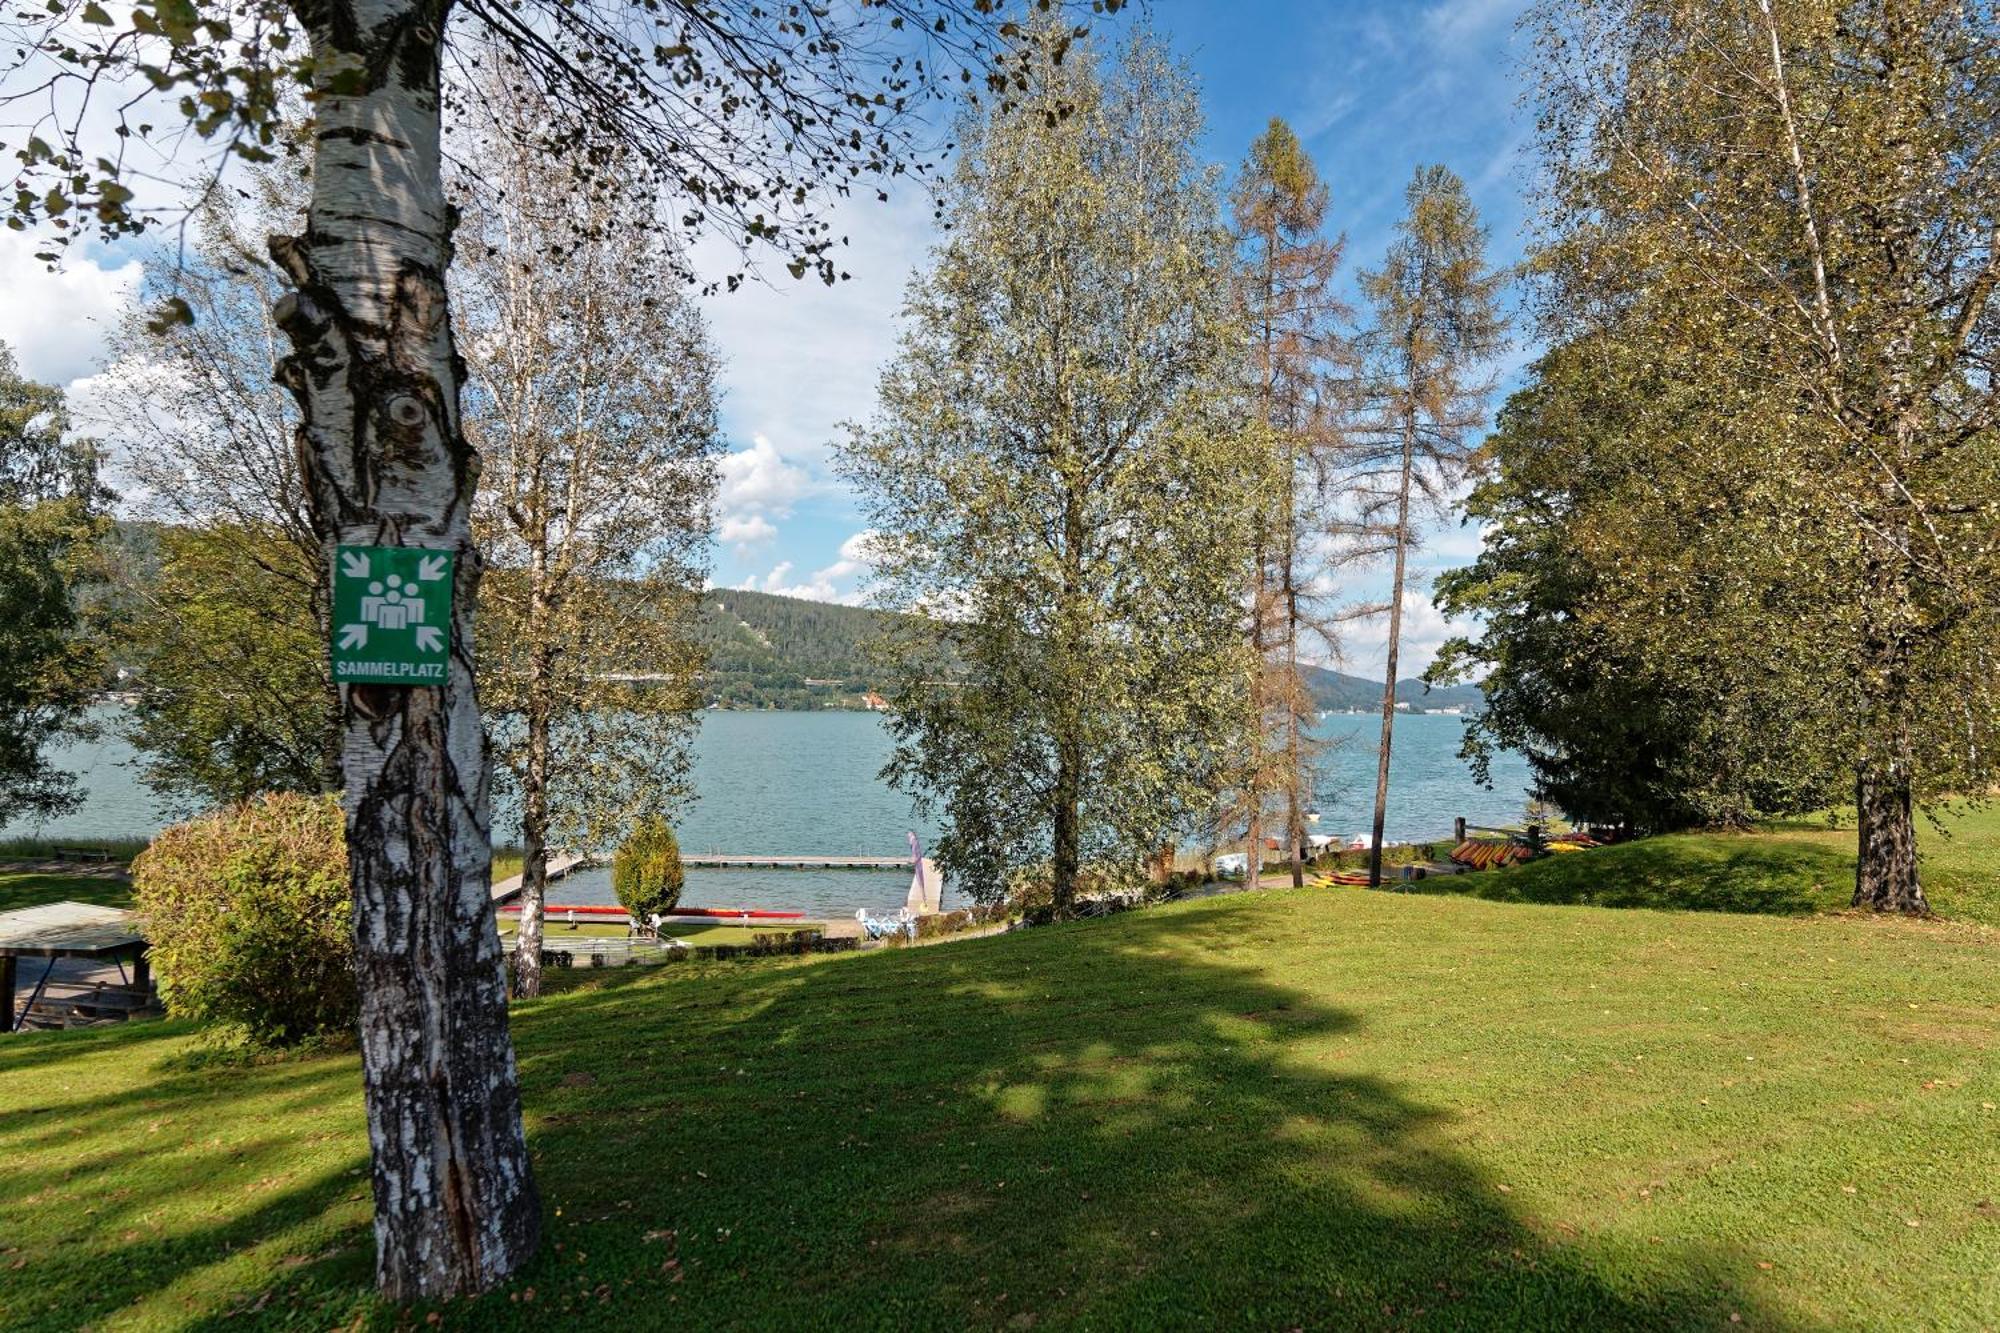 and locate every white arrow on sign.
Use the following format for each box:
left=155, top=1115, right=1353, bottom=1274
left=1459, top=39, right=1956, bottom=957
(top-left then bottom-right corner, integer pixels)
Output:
left=414, top=625, right=444, bottom=653
left=416, top=554, right=448, bottom=582
left=340, top=550, right=371, bottom=579
left=338, top=623, right=368, bottom=649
